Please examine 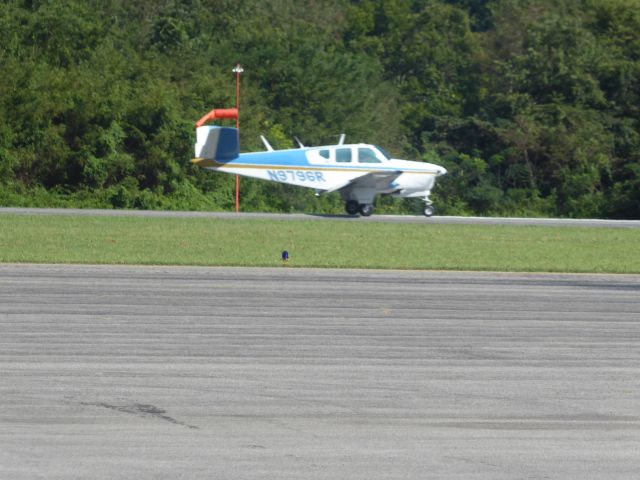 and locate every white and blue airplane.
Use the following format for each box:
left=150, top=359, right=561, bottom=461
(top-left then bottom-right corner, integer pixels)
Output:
left=192, top=124, right=446, bottom=216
